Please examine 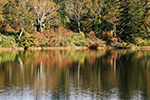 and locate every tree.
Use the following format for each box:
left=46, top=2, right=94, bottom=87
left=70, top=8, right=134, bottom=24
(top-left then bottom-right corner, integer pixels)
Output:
left=86, top=0, right=103, bottom=34
left=103, top=0, right=119, bottom=37
left=143, top=0, right=150, bottom=37
left=86, top=0, right=118, bottom=36
left=53, top=0, right=70, bottom=28
left=3, top=0, right=34, bottom=38
left=0, top=0, right=8, bottom=32
left=31, top=0, right=60, bottom=32
left=117, top=0, right=144, bottom=43
left=65, top=0, right=88, bottom=33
